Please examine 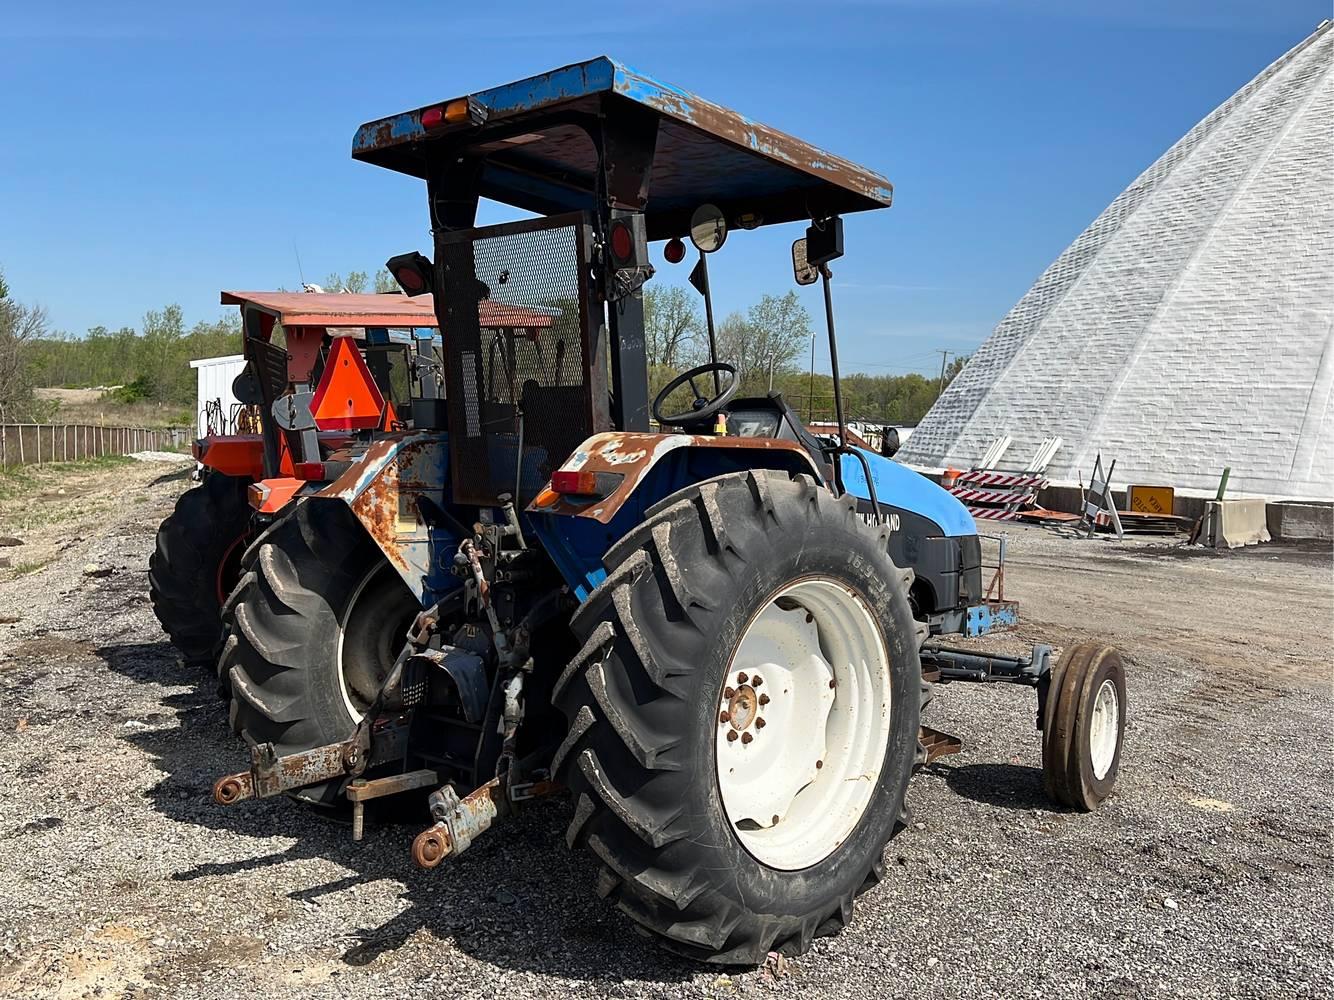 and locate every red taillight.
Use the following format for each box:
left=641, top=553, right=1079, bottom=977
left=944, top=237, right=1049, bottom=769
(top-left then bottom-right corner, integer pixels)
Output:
left=609, top=222, right=634, bottom=263
left=421, top=99, right=472, bottom=129
left=294, top=461, right=326, bottom=480
left=395, top=267, right=425, bottom=293
left=551, top=470, right=598, bottom=495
